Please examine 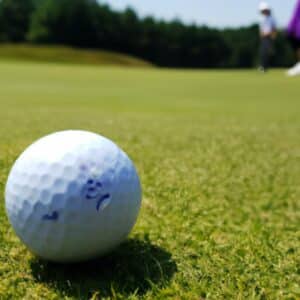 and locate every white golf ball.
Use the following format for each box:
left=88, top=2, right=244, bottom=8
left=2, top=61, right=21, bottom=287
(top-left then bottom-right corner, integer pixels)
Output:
left=5, top=130, right=142, bottom=262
